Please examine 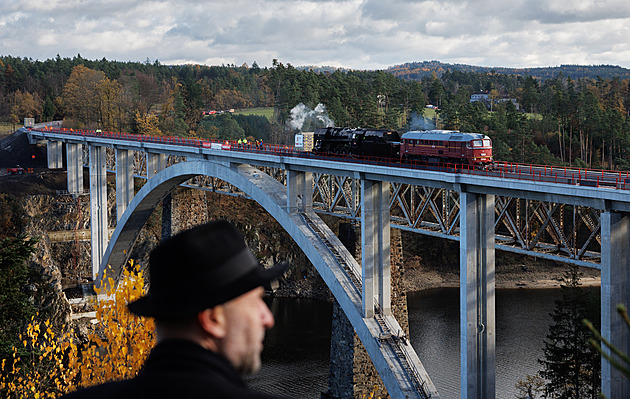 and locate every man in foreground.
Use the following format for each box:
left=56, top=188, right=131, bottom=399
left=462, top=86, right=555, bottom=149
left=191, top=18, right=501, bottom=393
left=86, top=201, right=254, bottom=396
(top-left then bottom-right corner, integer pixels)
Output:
left=63, top=220, right=289, bottom=398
